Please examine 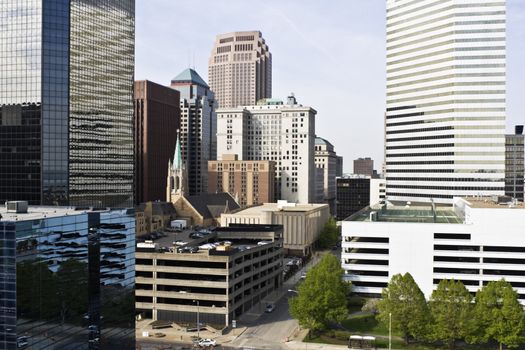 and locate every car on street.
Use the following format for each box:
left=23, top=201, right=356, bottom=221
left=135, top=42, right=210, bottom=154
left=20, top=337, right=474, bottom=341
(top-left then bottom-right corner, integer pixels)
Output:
left=265, top=304, right=275, bottom=313
left=197, top=338, right=216, bottom=347
left=17, top=336, right=29, bottom=348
